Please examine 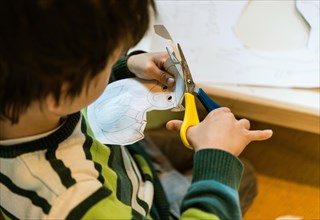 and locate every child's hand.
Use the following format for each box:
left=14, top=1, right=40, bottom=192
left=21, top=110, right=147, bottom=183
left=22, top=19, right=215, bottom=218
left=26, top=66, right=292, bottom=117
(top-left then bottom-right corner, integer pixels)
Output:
left=127, top=52, right=175, bottom=88
left=166, top=107, right=273, bottom=156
